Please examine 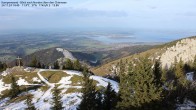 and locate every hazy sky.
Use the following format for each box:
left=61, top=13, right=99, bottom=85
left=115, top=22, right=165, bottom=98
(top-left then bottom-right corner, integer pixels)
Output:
left=0, top=0, right=196, bottom=32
